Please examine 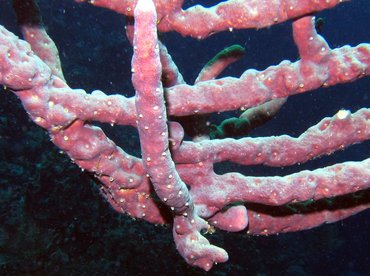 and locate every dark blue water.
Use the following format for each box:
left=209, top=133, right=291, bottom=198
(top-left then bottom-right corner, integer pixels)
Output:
left=0, top=1, right=369, bottom=275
